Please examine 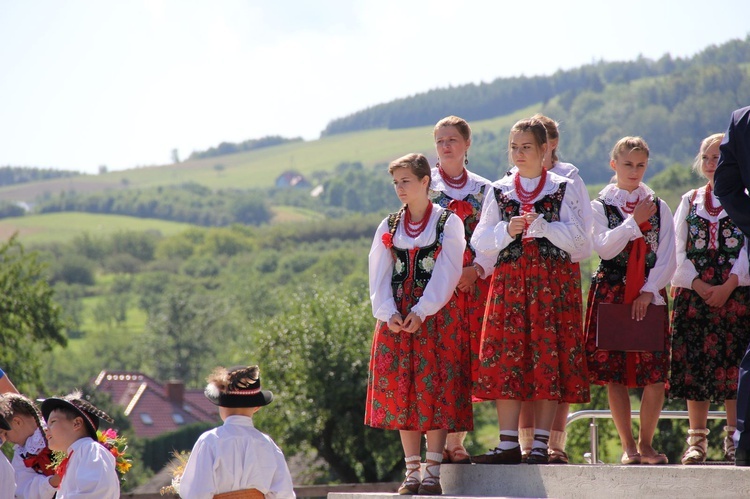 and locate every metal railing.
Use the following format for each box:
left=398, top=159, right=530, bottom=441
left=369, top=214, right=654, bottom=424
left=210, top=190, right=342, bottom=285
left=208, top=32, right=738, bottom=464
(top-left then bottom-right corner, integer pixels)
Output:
left=566, top=409, right=728, bottom=464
